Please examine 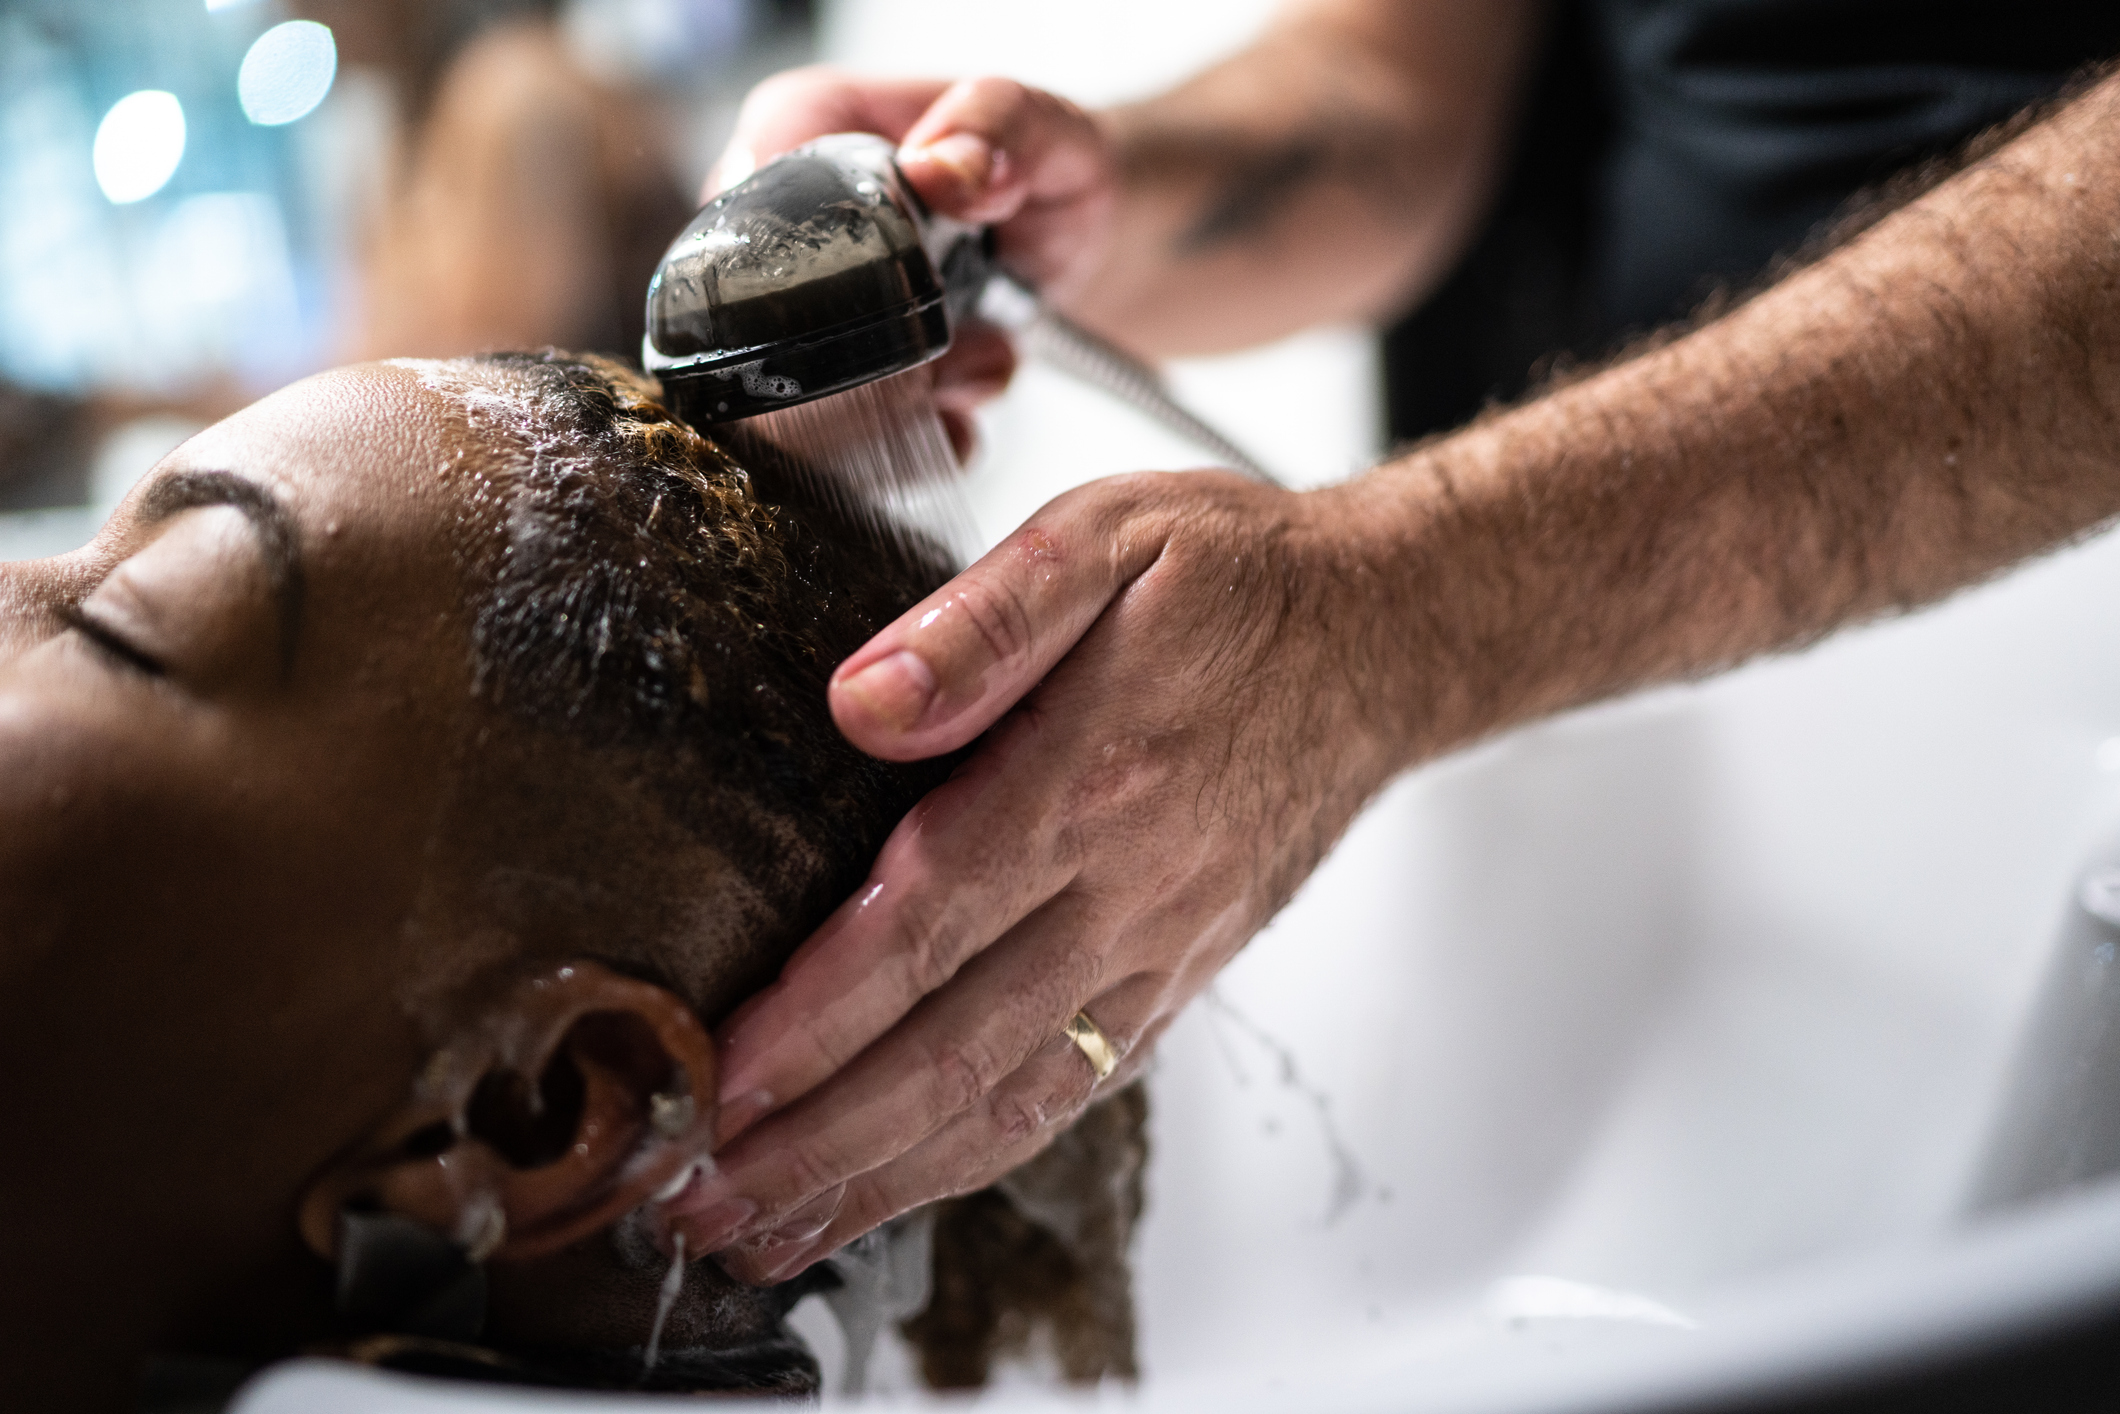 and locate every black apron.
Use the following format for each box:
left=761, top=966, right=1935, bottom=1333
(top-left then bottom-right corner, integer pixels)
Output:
left=1382, top=0, right=2120, bottom=443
